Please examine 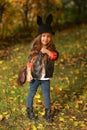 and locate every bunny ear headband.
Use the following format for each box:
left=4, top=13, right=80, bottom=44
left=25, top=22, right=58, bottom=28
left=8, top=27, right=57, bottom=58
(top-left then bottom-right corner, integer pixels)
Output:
left=37, top=14, right=55, bottom=35
left=37, top=14, right=53, bottom=25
